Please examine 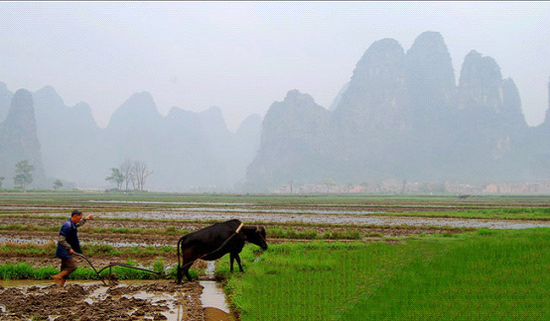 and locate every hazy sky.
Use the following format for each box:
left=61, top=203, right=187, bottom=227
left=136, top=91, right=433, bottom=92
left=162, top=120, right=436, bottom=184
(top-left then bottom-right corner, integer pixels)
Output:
left=1, top=1, right=549, bottom=131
